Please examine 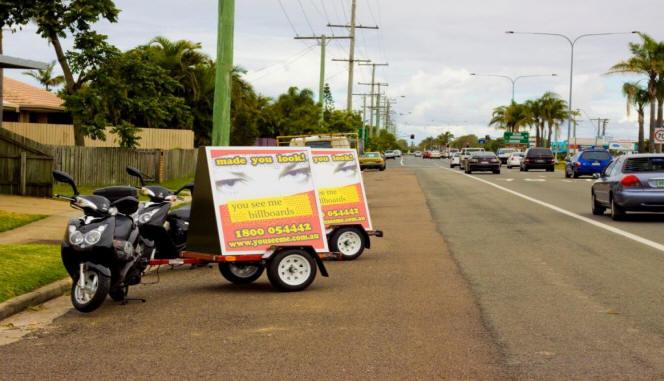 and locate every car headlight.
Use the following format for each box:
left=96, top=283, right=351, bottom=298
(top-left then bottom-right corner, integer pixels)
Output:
left=137, top=209, right=158, bottom=224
